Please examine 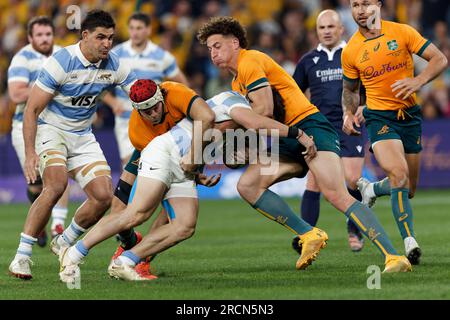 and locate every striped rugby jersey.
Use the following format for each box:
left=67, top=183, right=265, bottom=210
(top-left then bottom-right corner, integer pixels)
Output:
left=35, top=42, right=136, bottom=134
left=8, top=44, right=61, bottom=122
left=112, top=40, right=180, bottom=117
left=170, top=91, right=251, bottom=156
